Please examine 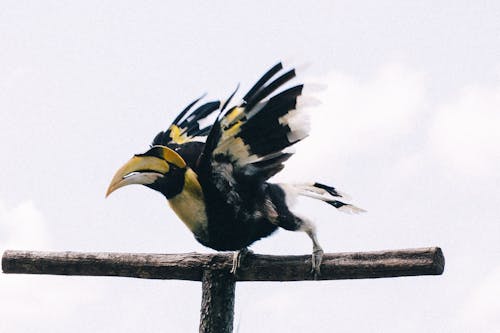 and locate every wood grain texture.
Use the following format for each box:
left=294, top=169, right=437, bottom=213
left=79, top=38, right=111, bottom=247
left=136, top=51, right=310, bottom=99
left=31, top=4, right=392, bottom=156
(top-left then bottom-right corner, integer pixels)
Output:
left=199, top=270, right=235, bottom=333
left=2, top=247, right=444, bottom=281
